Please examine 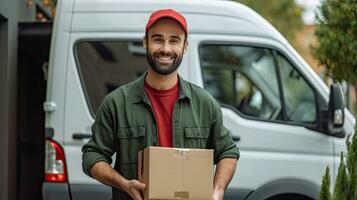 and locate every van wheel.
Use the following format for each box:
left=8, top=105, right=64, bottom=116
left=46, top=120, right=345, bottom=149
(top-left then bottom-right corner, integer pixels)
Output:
left=266, top=193, right=314, bottom=200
